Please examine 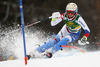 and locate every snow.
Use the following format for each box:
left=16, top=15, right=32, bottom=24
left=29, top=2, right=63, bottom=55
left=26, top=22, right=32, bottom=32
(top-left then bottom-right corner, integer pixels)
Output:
left=0, top=27, right=100, bottom=67
left=0, top=51, right=100, bottom=67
